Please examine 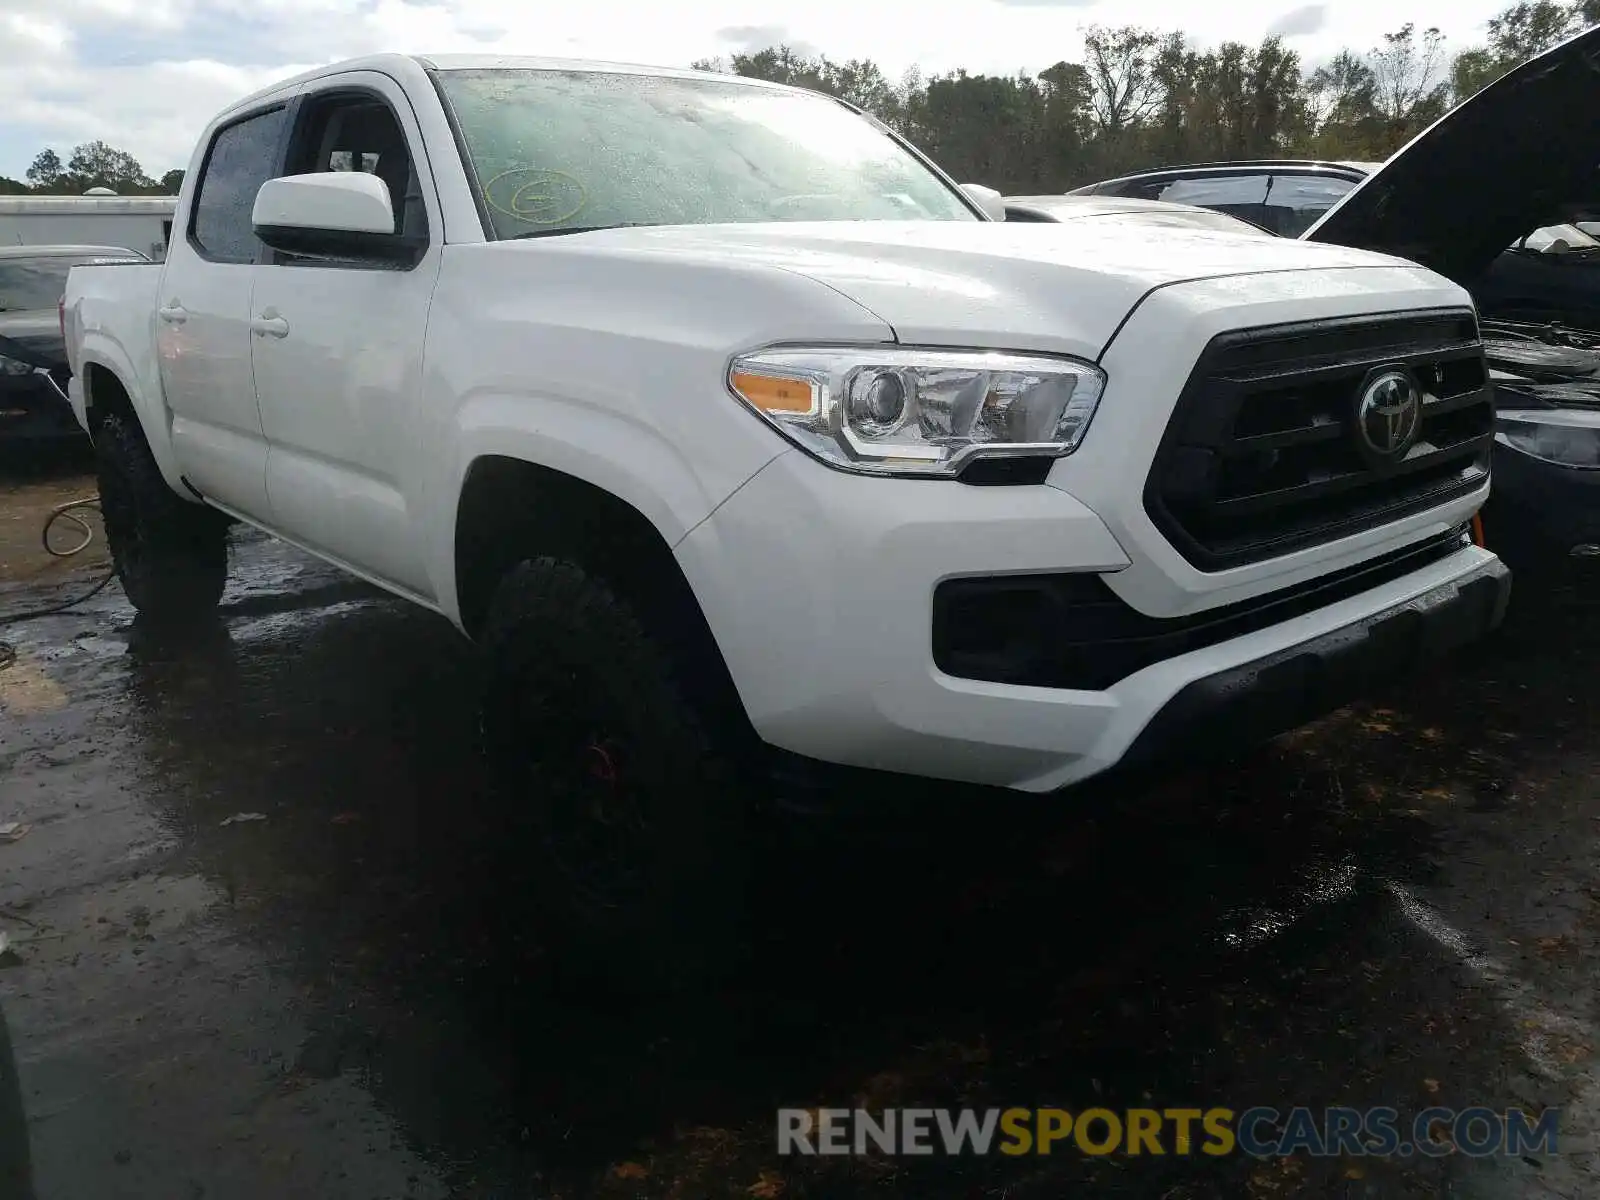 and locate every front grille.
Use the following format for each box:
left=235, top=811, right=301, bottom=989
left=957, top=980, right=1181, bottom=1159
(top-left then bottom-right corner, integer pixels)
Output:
left=1145, top=310, right=1494, bottom=570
